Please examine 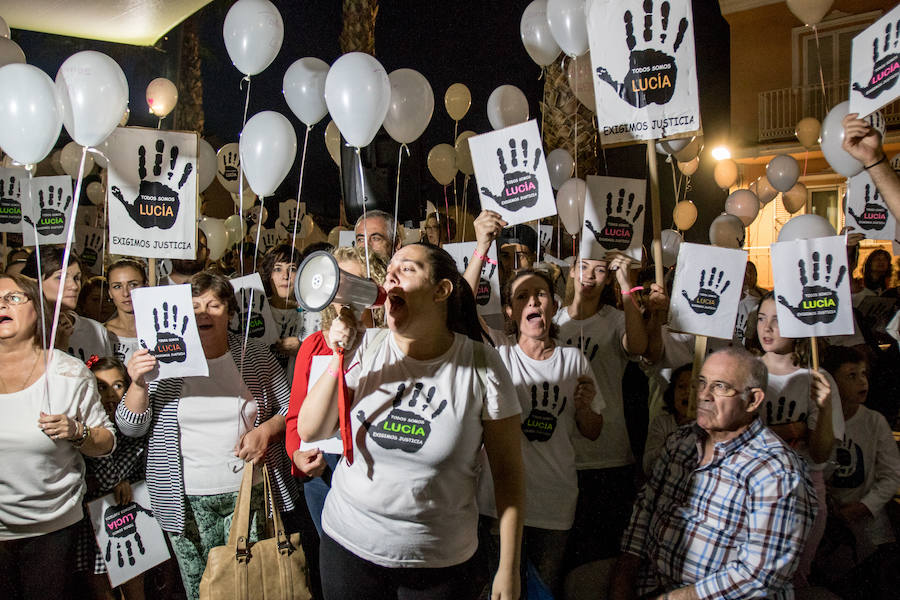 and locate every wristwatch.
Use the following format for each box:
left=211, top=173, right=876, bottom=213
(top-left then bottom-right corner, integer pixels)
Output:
left=71, top=420, right=91, bottom=448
